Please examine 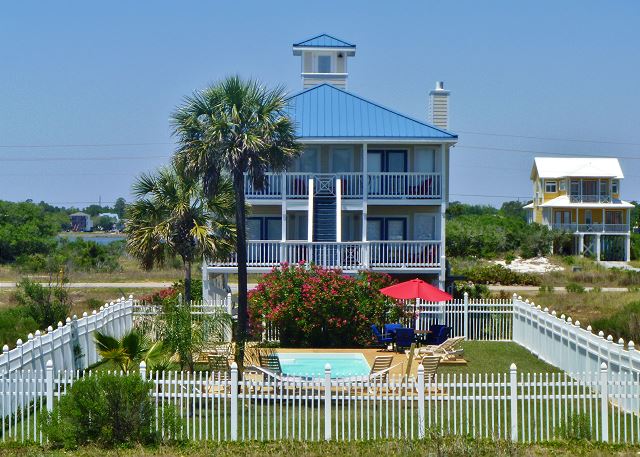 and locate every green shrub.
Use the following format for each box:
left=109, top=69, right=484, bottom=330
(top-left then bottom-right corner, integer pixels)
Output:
left=590, top=286, right=601, bottom=293
left=249, top=264, right=405, bottom=347
left=0, top=308, right=39, bottom=348
left=565, top=282, right=585, bottom=294
left=591, top=301, right=640, bottom=343
left=504, top=253, right=516, bottom=264
left=453, top=282, right=490, bottom=299
left=14, top=278, right=71, bottom=329
left=538, top=285, right=554, bottom=293
left=460, top=264, right=540, bottom=286
left=557, top=413, right=593, bottom=441
left=42, top=373, right=182, bottom=448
